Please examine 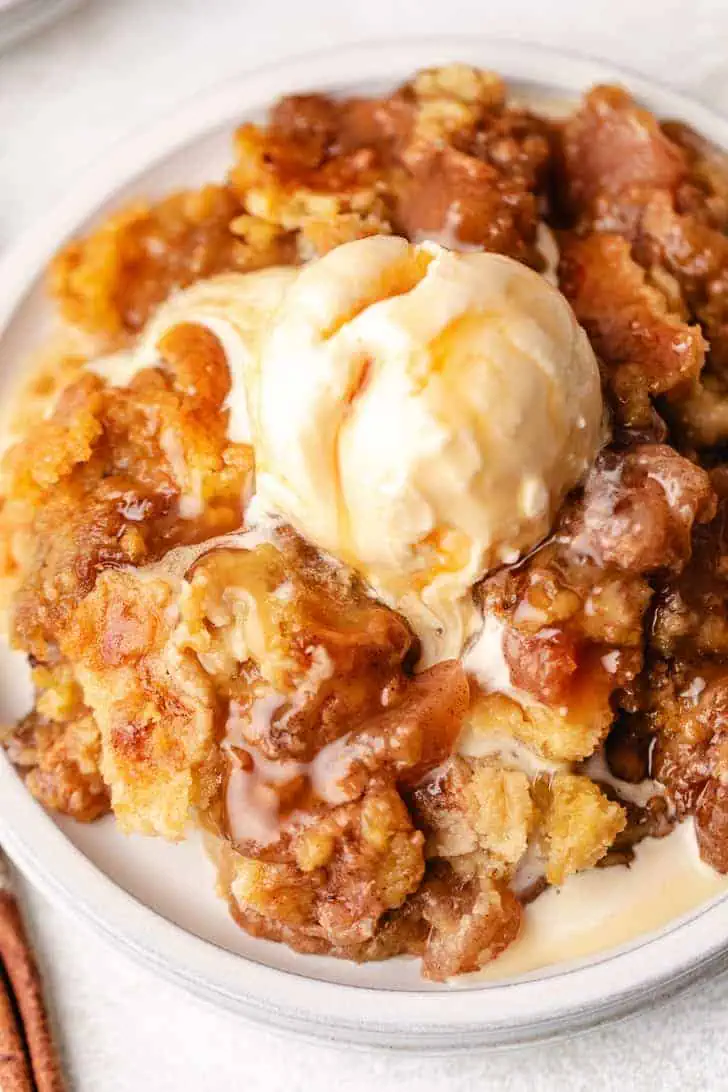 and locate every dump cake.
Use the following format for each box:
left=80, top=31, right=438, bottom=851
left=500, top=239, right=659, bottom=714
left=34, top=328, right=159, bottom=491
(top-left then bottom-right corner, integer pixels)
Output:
left=3, top=65, right=728, bottom=979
